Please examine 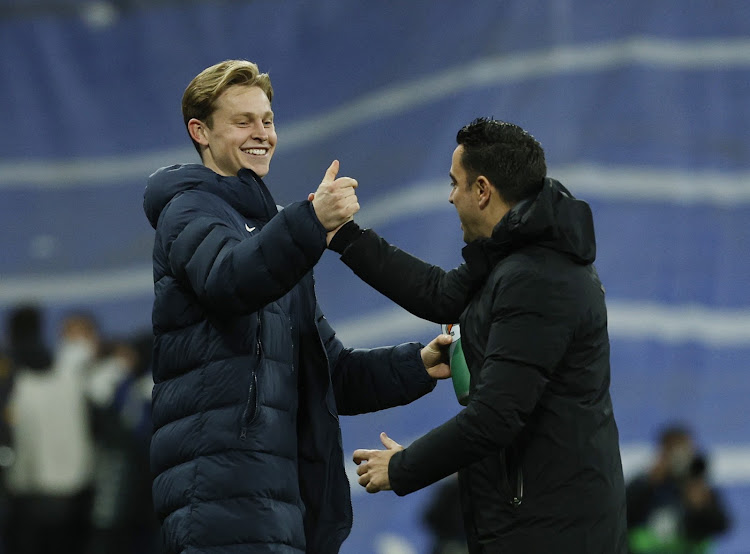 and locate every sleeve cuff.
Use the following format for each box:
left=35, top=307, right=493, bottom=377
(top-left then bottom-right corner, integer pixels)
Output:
left=328, top=220, right=364, bottom=253
left=414, top=343, right=438, bottom=385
